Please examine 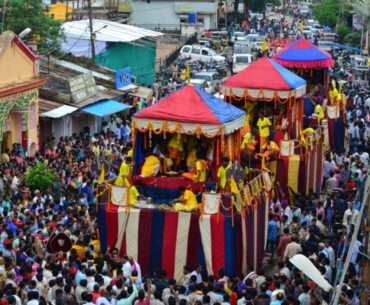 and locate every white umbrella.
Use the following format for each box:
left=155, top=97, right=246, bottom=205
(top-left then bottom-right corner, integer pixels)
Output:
left=290, top=254, right=332, bottom=292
